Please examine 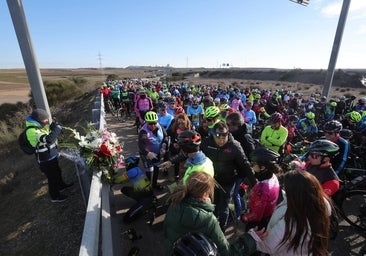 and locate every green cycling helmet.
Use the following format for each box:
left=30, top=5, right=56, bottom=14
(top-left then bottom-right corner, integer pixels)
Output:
left=205, top=106, right=220, bottom=118
left=330, top=101, right=337, bottom=107
left=144, top=111, right=158, bottom=122
left=346, top=111, right=361, bottom=123
left=306, top=111, right=315, bottom=120
left=220, top=104, right=230, bottom=111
